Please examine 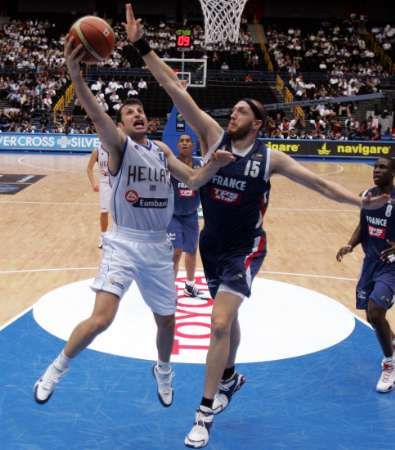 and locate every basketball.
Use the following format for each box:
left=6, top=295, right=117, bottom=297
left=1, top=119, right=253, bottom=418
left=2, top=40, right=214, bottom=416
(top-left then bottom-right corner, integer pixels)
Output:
left=68, top=16, right=115, bottom=64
